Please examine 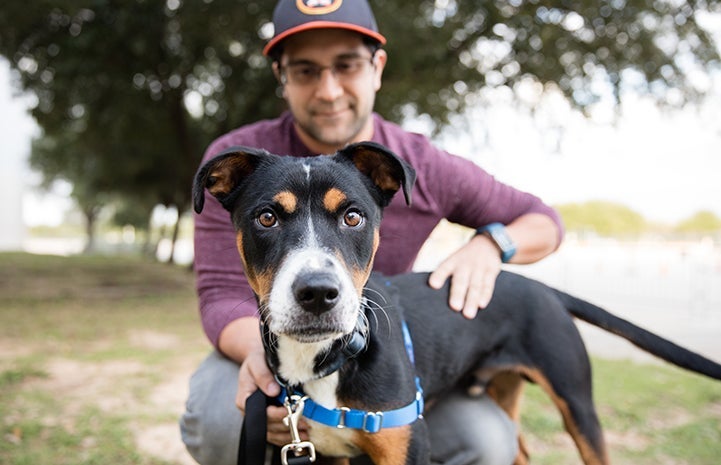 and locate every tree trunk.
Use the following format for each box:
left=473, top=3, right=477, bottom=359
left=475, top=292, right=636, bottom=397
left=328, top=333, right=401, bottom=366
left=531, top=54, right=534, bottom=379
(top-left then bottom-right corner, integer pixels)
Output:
left=167, top=211, right=181, bottom=264
left=82, top=208, right=97, bottom=254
